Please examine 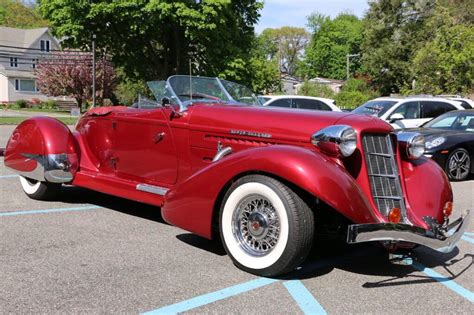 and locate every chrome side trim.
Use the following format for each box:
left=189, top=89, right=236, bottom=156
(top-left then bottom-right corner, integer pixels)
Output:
left=16, top=153, right=73, bottom=183
left=136, top=184, right=169, bottom=196
left=347, top=210, right=471, bottom=253
left=212, top=146, right=233, bottom=162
